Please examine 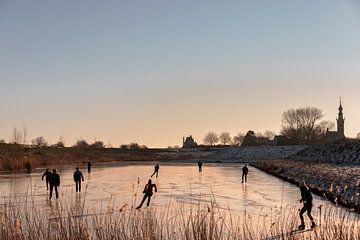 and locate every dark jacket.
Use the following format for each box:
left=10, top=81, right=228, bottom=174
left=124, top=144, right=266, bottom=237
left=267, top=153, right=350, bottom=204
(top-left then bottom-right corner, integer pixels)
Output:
left=42, top=171, right=52, bottom=181
left=300, top=186, right=313, bottom=204
left=143, top=183, right=157, bottom=195
left=50, top=173, right=60, bottom=186
left=242, top=166, right=249, bottom=174
left=73, top=170, right=84, bottom=182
